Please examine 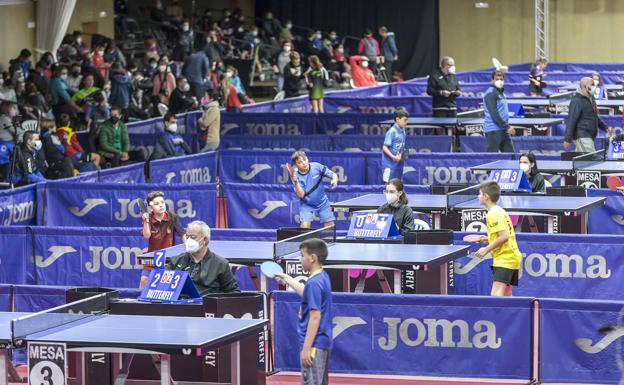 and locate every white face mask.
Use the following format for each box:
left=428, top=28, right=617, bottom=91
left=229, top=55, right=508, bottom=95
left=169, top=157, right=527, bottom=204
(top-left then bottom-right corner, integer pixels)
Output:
left=588, top=85, right=596, bottom=95
left=182, top=84, right=190, bottom=92
left=448, top=65, right=456, bottom=74
left=158, top=65, right=167, bottom=72
left=494, top=79, right=504, bottom=89
left=182, top=25, right=189, bottom=32
left=167, top=123, right=178, bottom=132
left=593, top=79, right=599, bottom=86
left=385, top=193, right=399, bottom=205
left=33, top=140, right=42, bottom=151
left=361, top=61, right=369, bottom=68
left=185, top=238, right=200, bottom=253
left=225, top=72, right=233, bottom=78
left=283, top=46, right=291, bottom=53
left=60, top=74, right=68, bottom=81
left=519, top=163, right=530, bottom=173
